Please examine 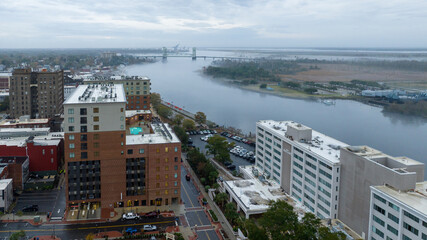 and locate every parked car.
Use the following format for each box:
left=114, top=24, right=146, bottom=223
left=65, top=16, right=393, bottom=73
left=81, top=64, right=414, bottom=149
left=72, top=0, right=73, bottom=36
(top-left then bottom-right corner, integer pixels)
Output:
left=126, top=227, right=138, bottom=234
left=144, top=211, right=158, bottom=218
left=186, top=174, right=191, bottom=181
left=143, top=225, right=157, bottom=232
left=227, top=165, right=236, bottom=171
left=22, top=205, right=38, bottom=212
left=224, top=161, right=232, bottom=166
left=187, top=138, right=193, bottom=144
left=122, top=212, right=140, bottom=220
left=221, top=132, right=228, bottom=136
